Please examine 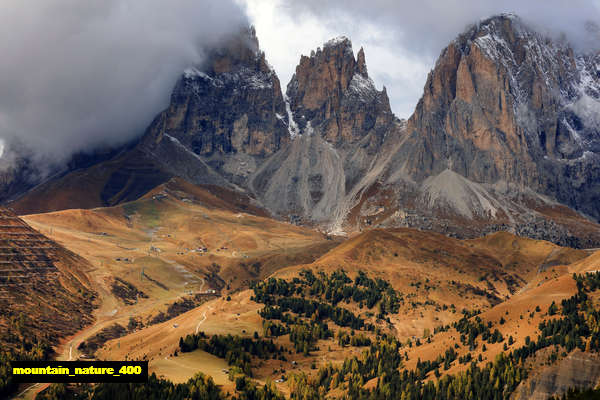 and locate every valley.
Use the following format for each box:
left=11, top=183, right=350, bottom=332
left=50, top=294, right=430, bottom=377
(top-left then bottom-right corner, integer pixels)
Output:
left=6, top=176, right=600, bottom=399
